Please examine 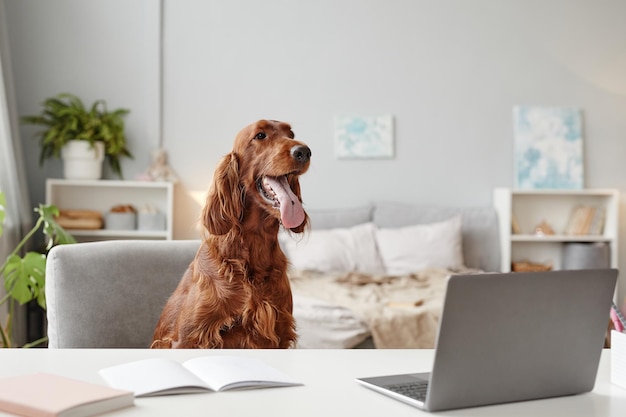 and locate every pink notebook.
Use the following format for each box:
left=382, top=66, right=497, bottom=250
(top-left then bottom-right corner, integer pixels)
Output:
left=0, top=373, right=134, bottom=417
